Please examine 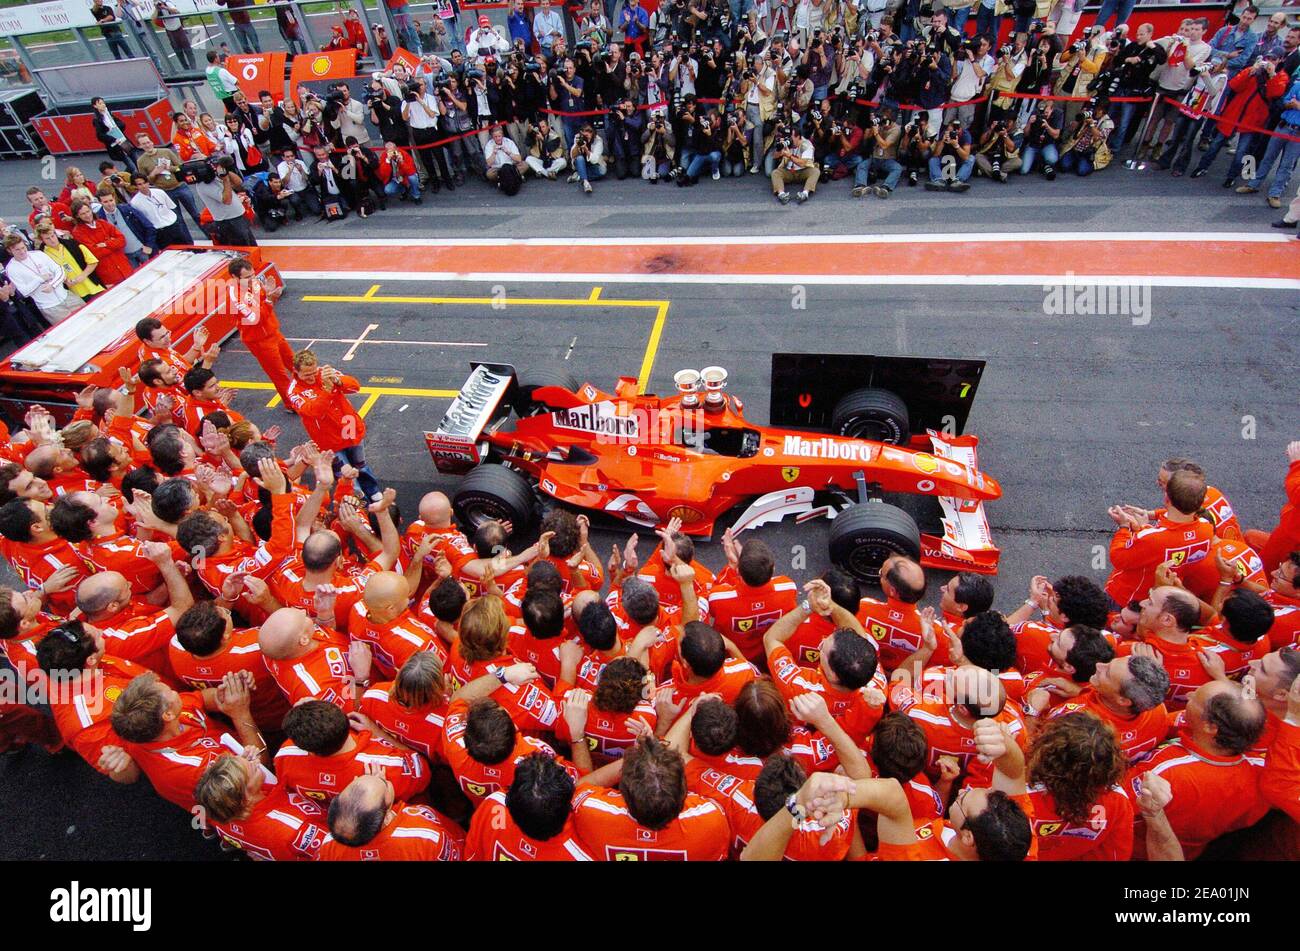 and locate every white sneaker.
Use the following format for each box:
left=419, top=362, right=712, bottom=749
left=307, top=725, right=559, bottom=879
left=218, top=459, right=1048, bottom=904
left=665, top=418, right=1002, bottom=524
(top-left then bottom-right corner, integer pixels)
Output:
left=567, top=172, right=580, bottom=183
left=583, top=180, right=593, bottom=194
left=712, top=169, right=720, bottom=181
left=796, top=190, right=810, bottom=204
left=748, top=166, right=759, bottom=174
left=546, top=169, right=557, bottom=180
